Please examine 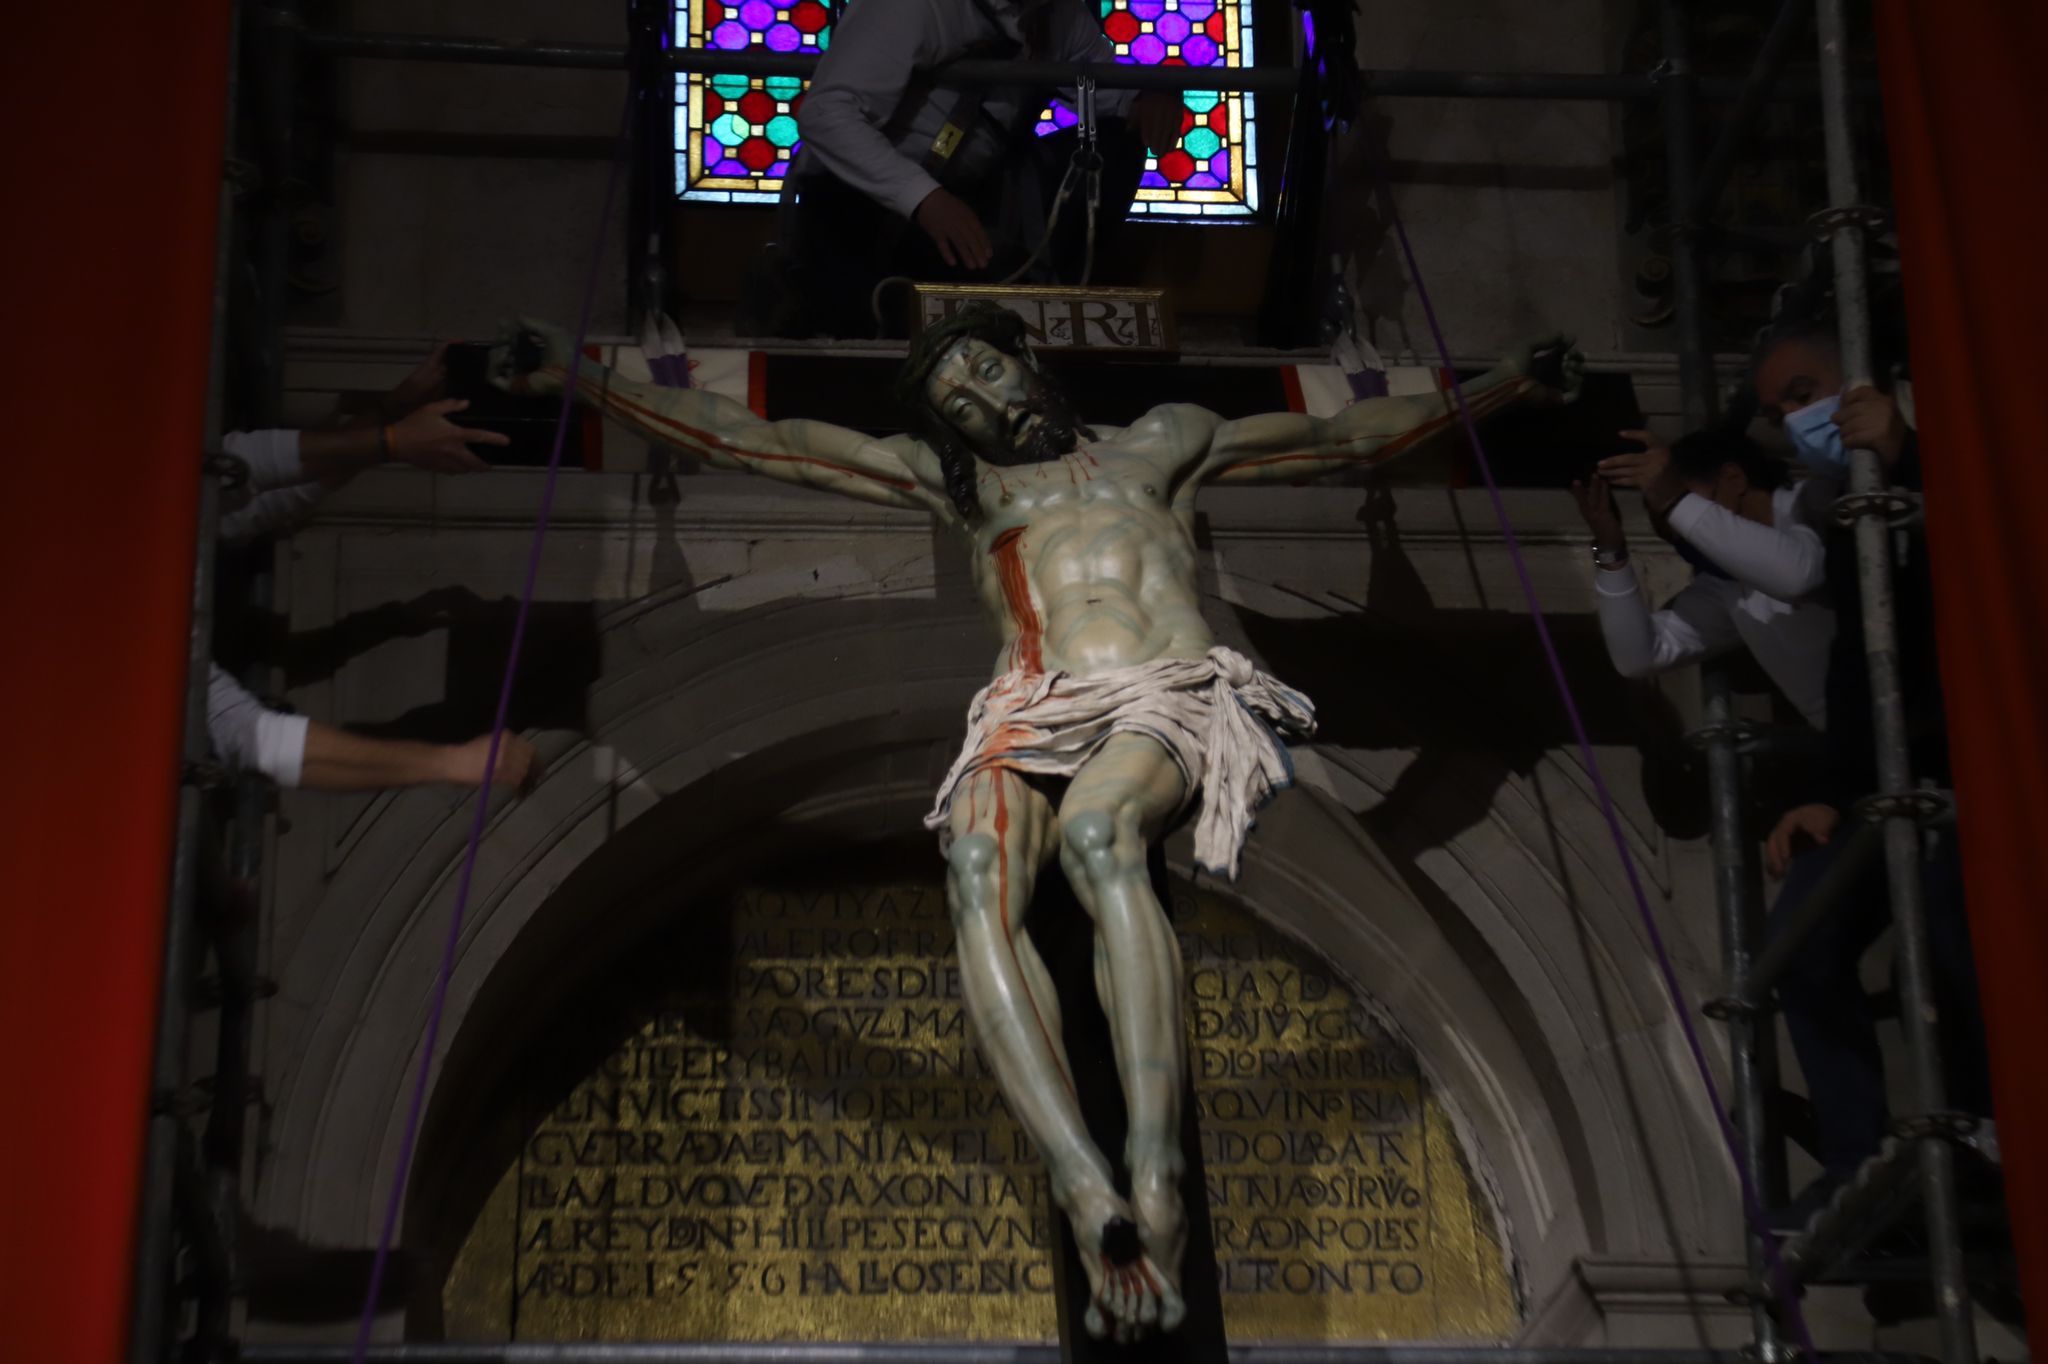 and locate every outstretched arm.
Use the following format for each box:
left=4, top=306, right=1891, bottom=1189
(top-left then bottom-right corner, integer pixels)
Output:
left=490, top=319, right=951, bottom=516
left=1197, top=335, right=1582, bottom=485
